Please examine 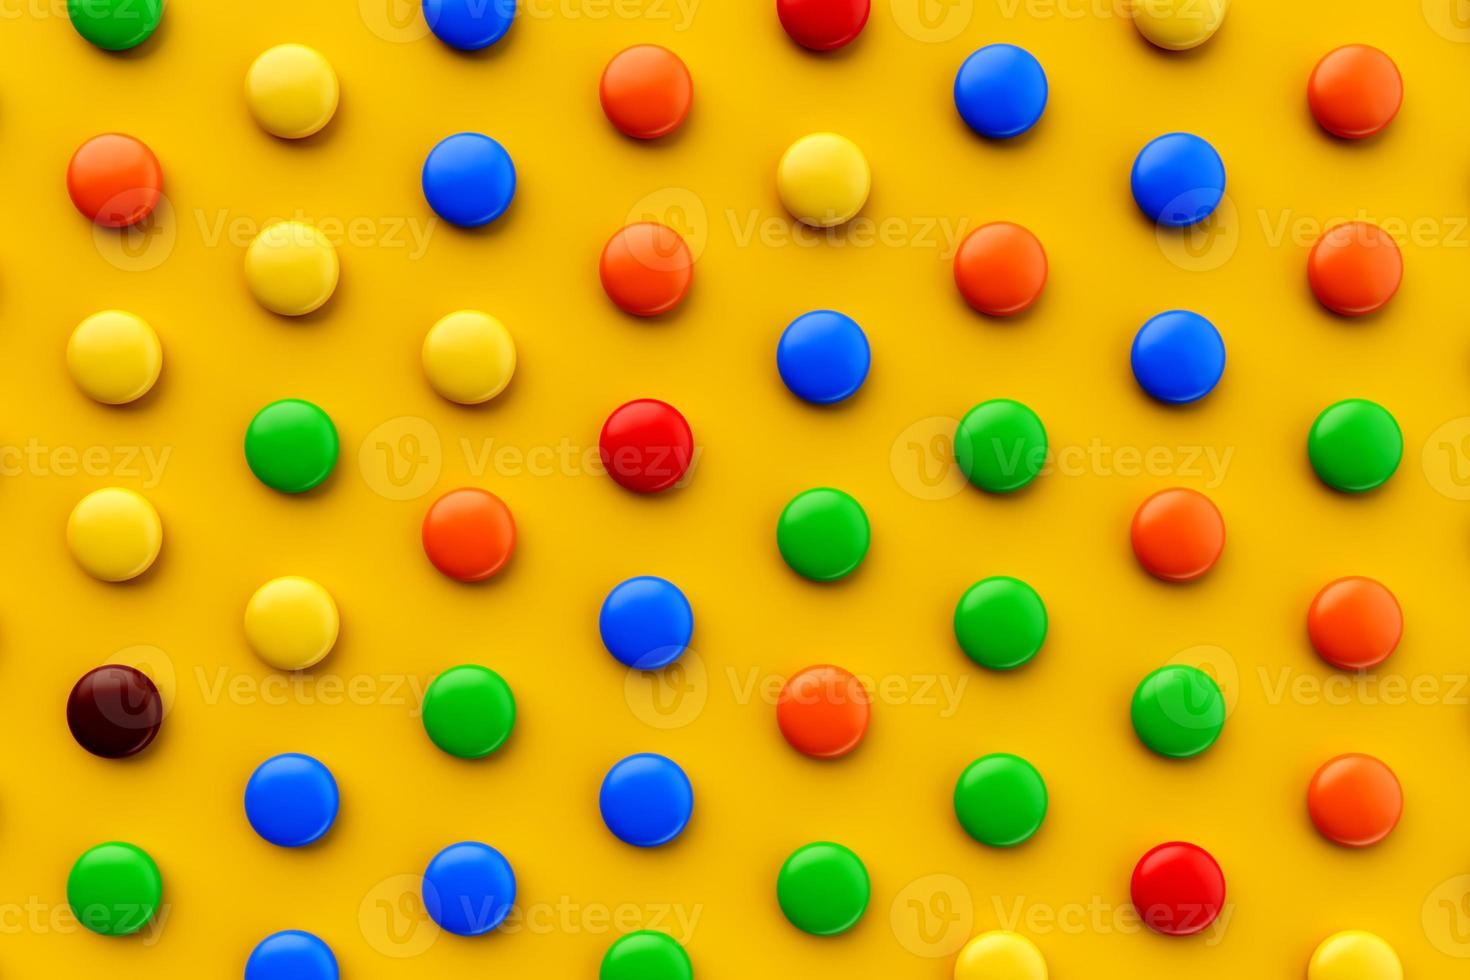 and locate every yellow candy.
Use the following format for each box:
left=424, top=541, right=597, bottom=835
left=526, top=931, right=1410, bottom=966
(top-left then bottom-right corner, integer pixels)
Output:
left=67, top=310, right=162, bottom=405
left=1129, top=0, right=1229, bottom=51
left=422, top=311, right=517, bottom=405
left=246, top=44, right=340, bottom=140
left=1308, top=931, right=1403, bottom=980
left=67, top=487, right=162, bottom=583
left=245, top=576, right=339, bottom=671
left=245, top=220, right=339, bottom=316
left=954, top=931, right=1047, bottom=980
left=777, top=132, right=870, bottom=228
